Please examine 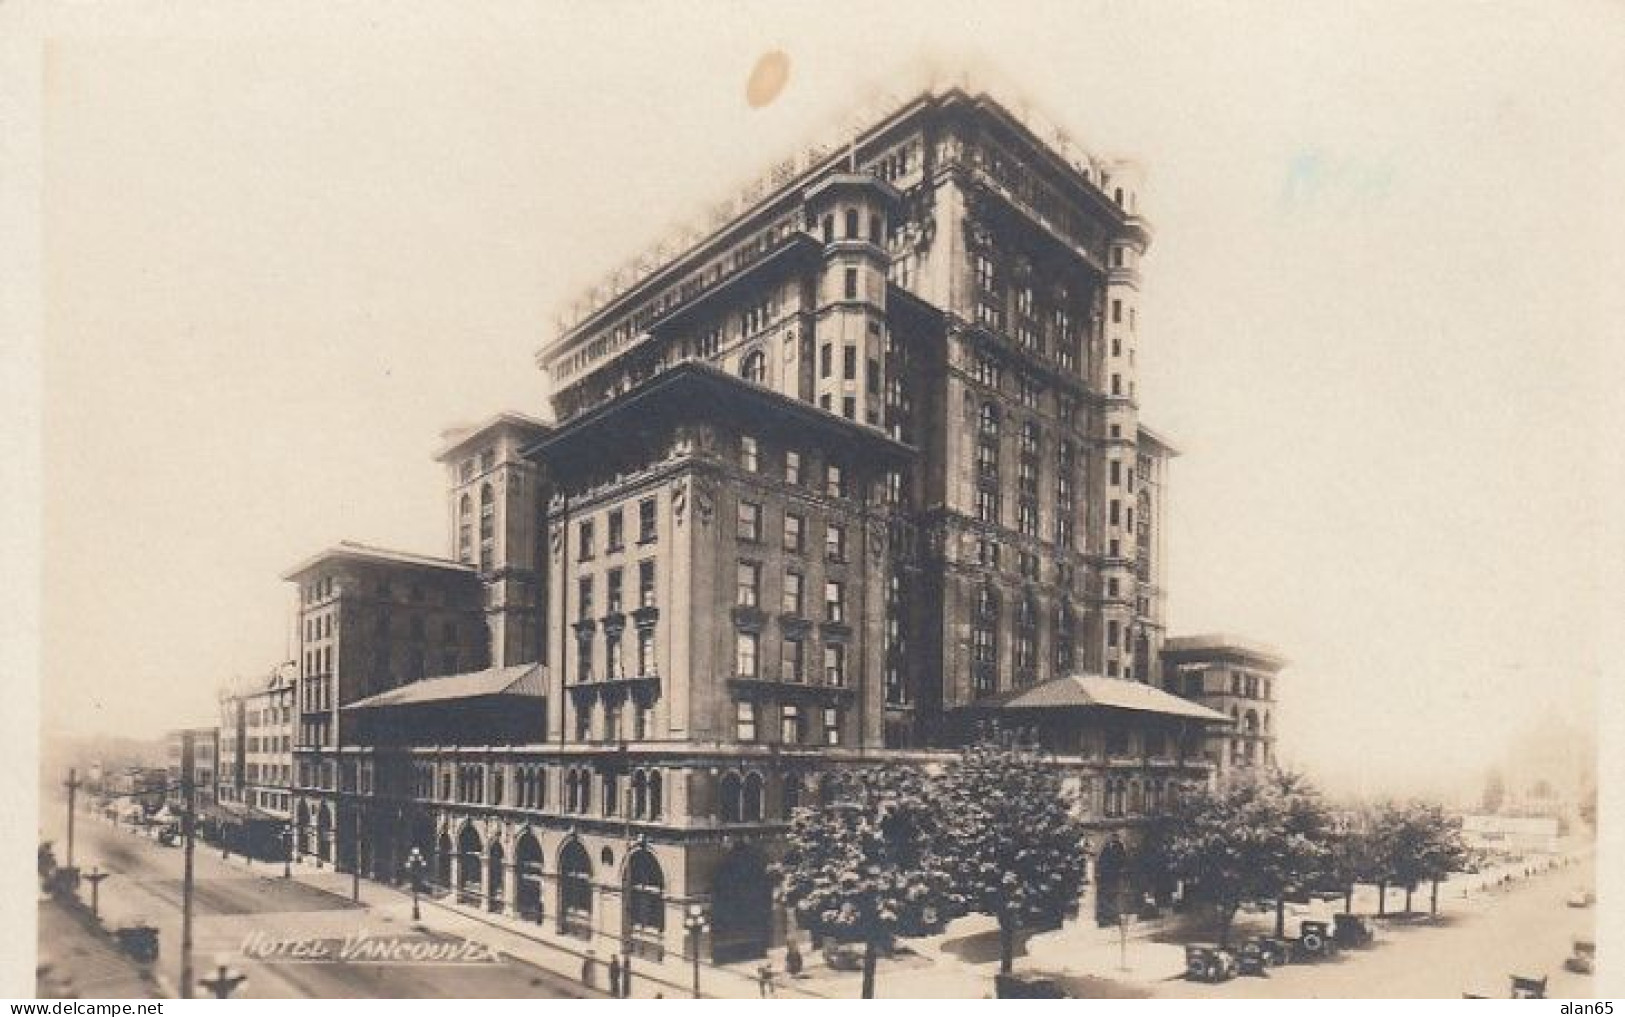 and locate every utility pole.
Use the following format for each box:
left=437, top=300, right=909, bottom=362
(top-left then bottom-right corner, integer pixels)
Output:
left=64, top=769, right=82, bottom=868
left=180, top=733, right=197, bottom=1000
